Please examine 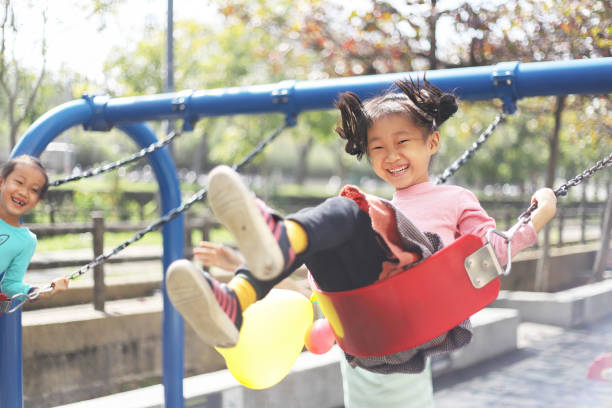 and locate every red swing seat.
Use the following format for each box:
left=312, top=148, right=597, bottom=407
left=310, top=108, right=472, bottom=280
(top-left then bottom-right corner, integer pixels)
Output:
left=310, top=234, right=501, bottom=357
